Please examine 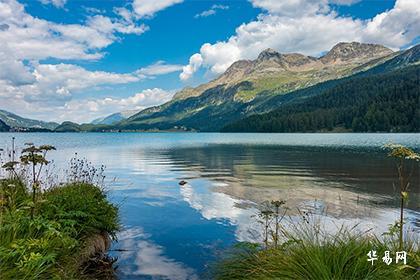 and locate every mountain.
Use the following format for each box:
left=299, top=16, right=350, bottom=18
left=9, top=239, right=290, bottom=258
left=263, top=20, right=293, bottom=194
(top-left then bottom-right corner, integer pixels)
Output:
left=0, top=119, right=10, bottom=132
left=0, top=109, right=59, bottom=130
left=357, top=44, right=420, bottom=75
left=54, top=121, right=82, bottom=132
left=119, top=42, right=397, bottom=131
left=91, top=110, right=139, bottom=125
left=222, top=65, right=420, bottom=132
left=173, top=42, right=393, bottom=102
